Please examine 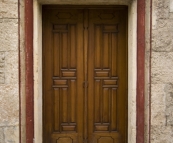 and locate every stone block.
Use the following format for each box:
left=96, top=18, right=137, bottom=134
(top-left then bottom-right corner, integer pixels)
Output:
left=4, top=126, right=19, bottom=143
left=151, top=125, right=173, bottom=143
left=0, top=51, right=18, bottom=85
left=152, top=28, right=173, bottom=52
left=152, top=0, right=169, bottom=29
left=151, top=52, right=173, bottom=83
left=151, top=83, right=173, bottom=126
left=0, top=128, right=4, bottom=143
left=0, top=52, right=5, bottom=84
left=154, top=0, right=169, bottom=19
left=154, top=19, right=173, bottom=30
left=151, top=84, right=166, bottom=125
left=170, top=0, right=173, bottom=12
left=0, top=84, right=19, bottom=126
left=164, top=83, right=173, bottom=125
left=5, top=51, right=18, bottom=84
left=0, top=19, right=18, bottom=52
left=0, top=1, right=18, bottom=18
